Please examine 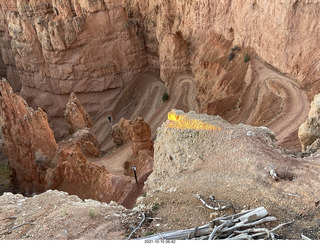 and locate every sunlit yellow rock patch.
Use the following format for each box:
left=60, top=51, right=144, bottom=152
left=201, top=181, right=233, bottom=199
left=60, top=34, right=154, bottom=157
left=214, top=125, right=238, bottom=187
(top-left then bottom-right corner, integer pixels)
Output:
left=167, top=110, right=221, bottom=130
